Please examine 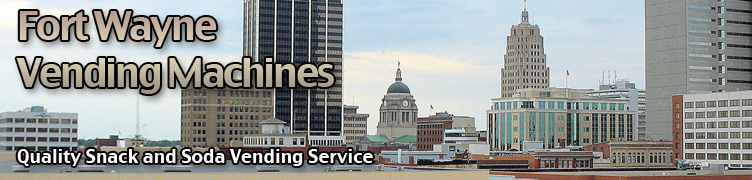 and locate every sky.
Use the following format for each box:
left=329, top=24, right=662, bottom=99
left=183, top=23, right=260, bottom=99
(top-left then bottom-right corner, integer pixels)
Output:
left=0, top=0, right=645, bottom=140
